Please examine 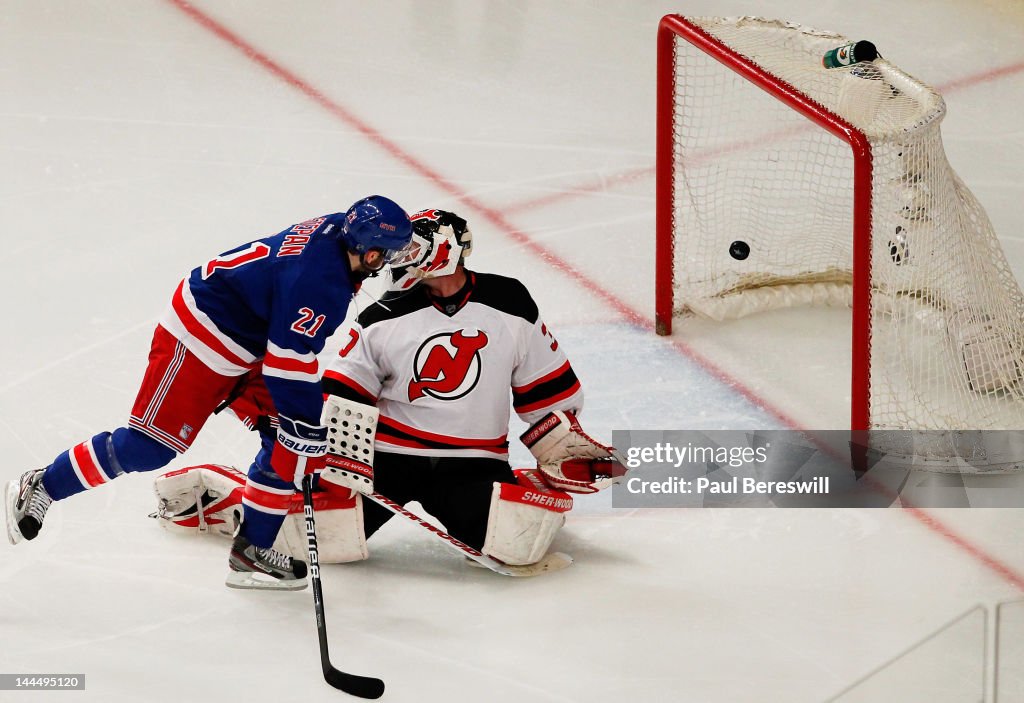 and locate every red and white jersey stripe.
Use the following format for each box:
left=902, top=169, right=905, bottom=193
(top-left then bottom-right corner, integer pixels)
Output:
left=376, top=414, right=509, bottom=458
left=263, top=341, right=319, bottom=383
left=159, top=278, right=257, bottom=376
